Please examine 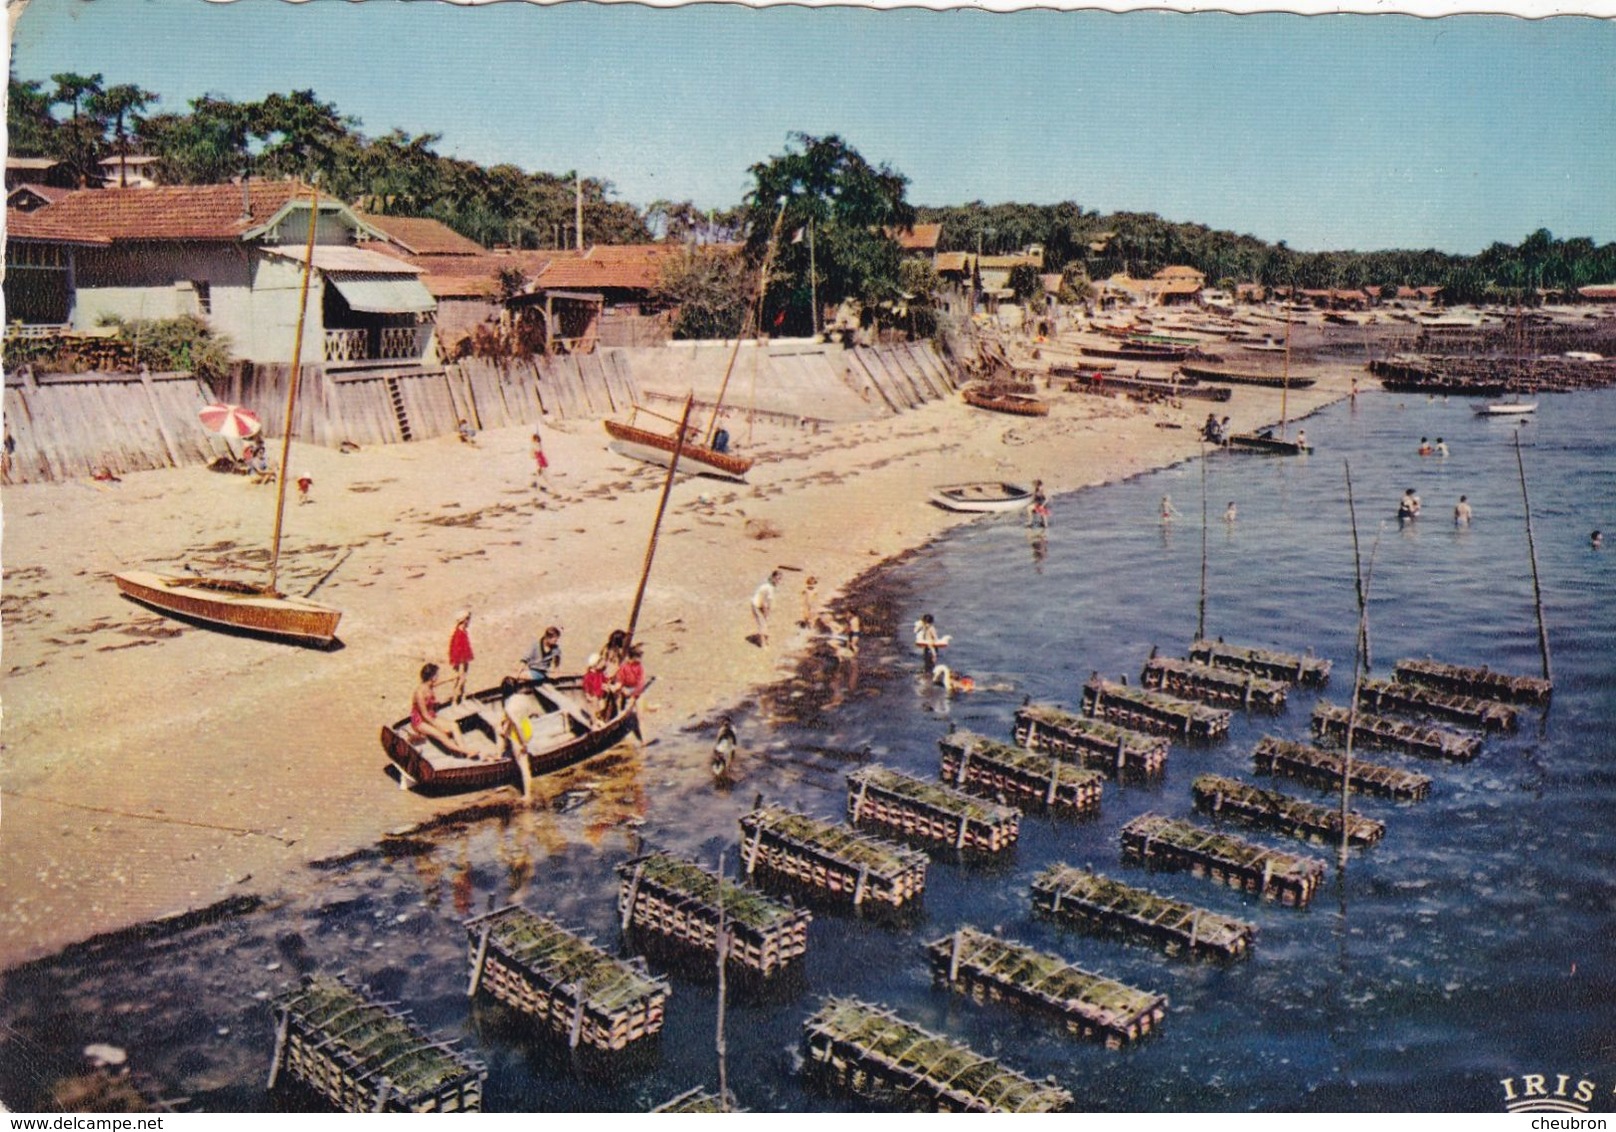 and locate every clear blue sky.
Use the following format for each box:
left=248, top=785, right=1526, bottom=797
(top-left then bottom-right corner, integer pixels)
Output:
left=10, top=0, right=1615, bottom=254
